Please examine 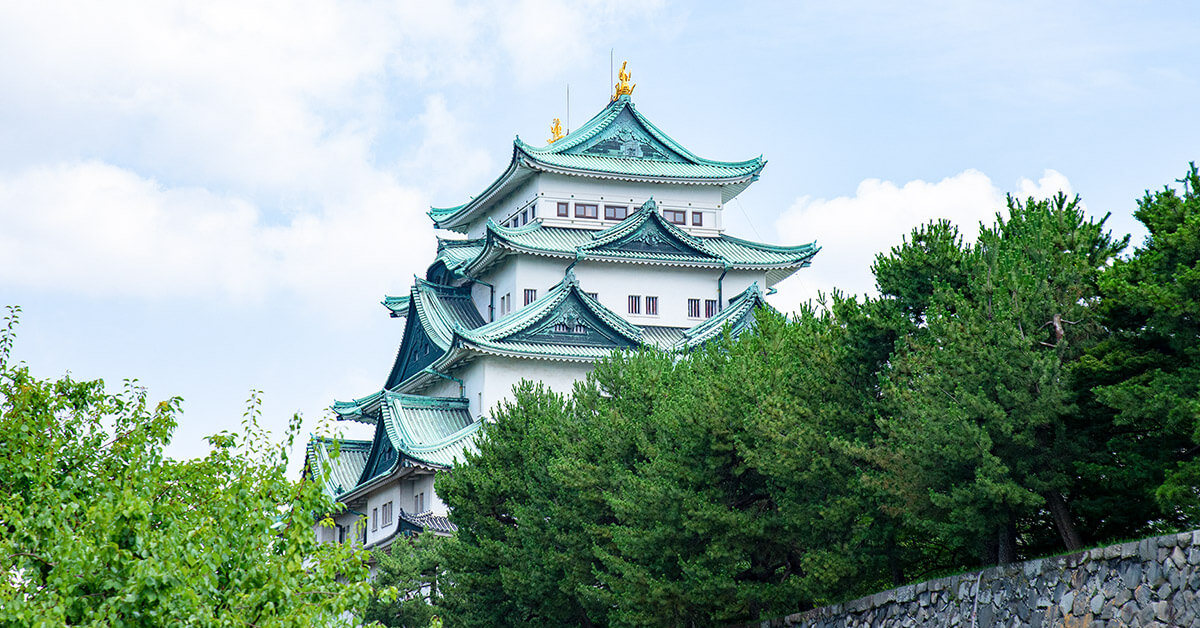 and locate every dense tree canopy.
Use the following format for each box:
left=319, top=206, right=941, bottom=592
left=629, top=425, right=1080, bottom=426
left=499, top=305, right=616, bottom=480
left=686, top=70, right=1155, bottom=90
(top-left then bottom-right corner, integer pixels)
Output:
left=429, top=165, right=1200, bottom=626
left=0, top=306, right=373, bottom=626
